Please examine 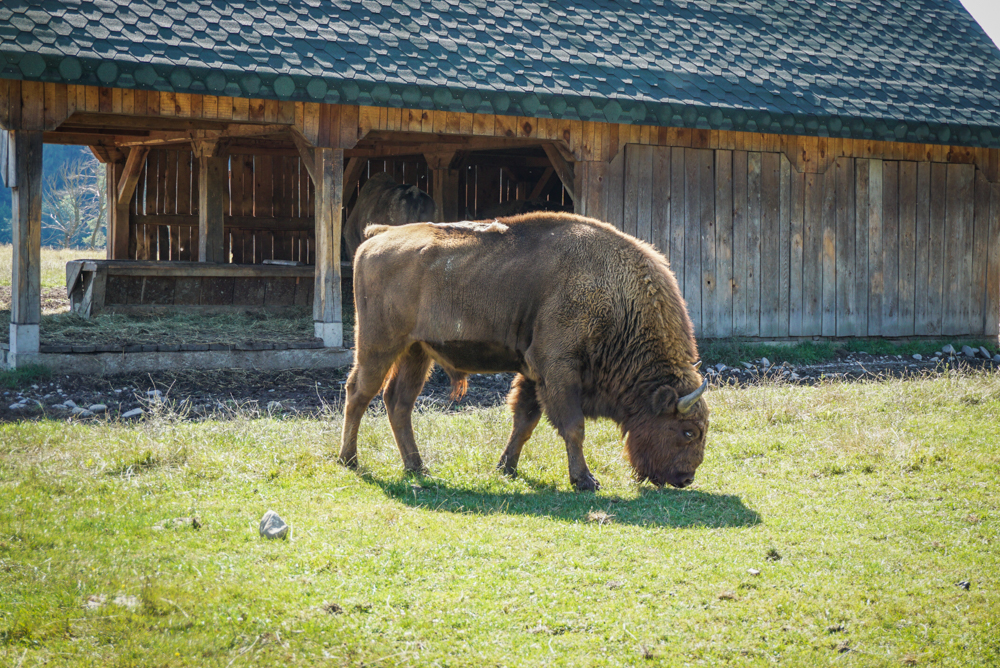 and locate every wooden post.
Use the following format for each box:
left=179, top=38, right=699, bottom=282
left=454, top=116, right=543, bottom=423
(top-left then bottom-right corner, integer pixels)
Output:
left=194, top=140, right=226, bottom=263
left=314, top=147, right=343, bottom=347
left=5, top=130, right=44, bottom=361
left=431, top=168, right=461, bottom=221
left=105, top=160, right=120, bottom=259
left=110, top=146, right=149, bottom=259
left=425, top=152, right=460, bottom=222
